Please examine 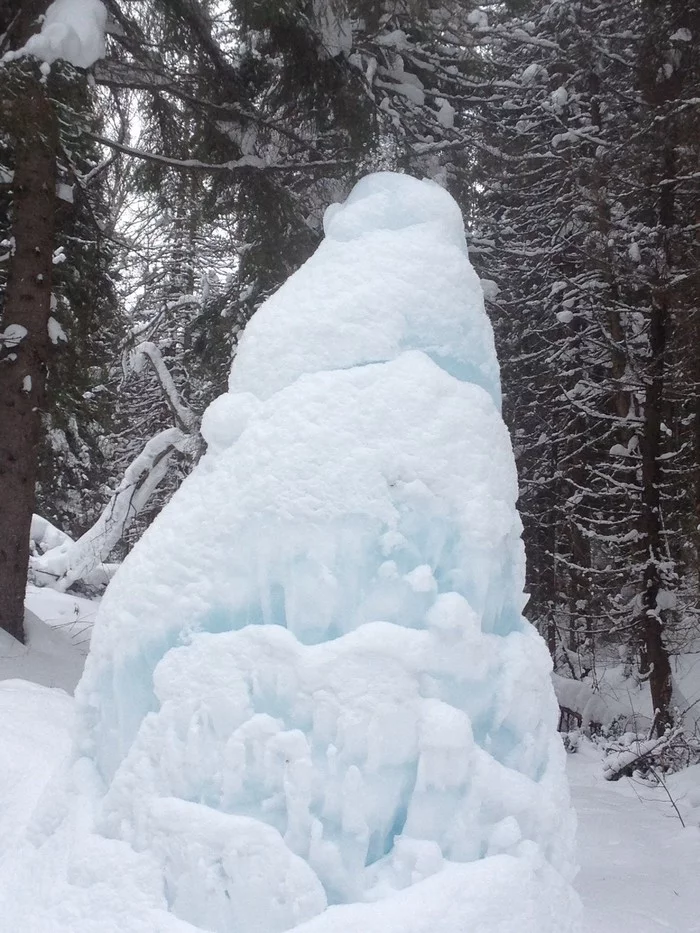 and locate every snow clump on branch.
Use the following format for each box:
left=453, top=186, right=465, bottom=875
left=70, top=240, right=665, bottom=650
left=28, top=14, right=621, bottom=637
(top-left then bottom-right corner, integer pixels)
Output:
left=4, top=0, right=107, bottom=70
